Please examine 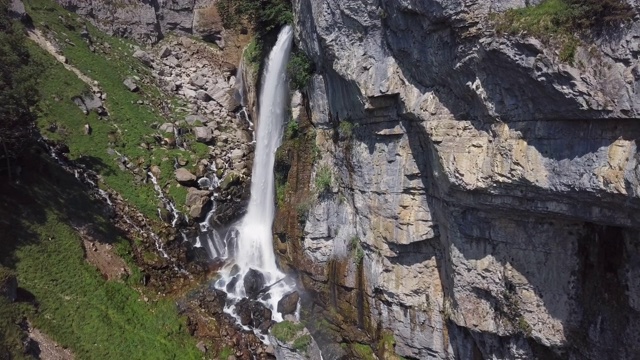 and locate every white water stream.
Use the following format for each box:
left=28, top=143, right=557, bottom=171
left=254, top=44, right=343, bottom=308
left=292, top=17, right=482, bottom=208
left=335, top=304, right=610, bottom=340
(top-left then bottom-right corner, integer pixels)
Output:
left=209, top=26, right=296, bottom=323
